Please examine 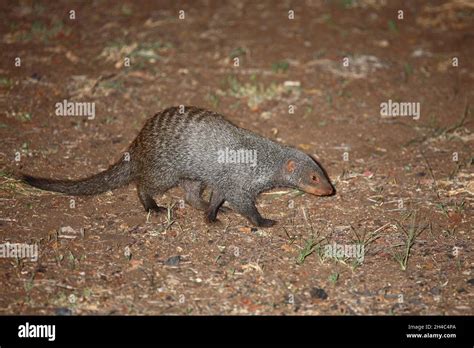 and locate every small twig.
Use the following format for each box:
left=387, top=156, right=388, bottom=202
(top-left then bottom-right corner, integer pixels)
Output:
left=405, top=102, right=470, bottom=146
left=442, top=102, right=470, bottom=134
left=420, top=150, right=451, bottom=217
